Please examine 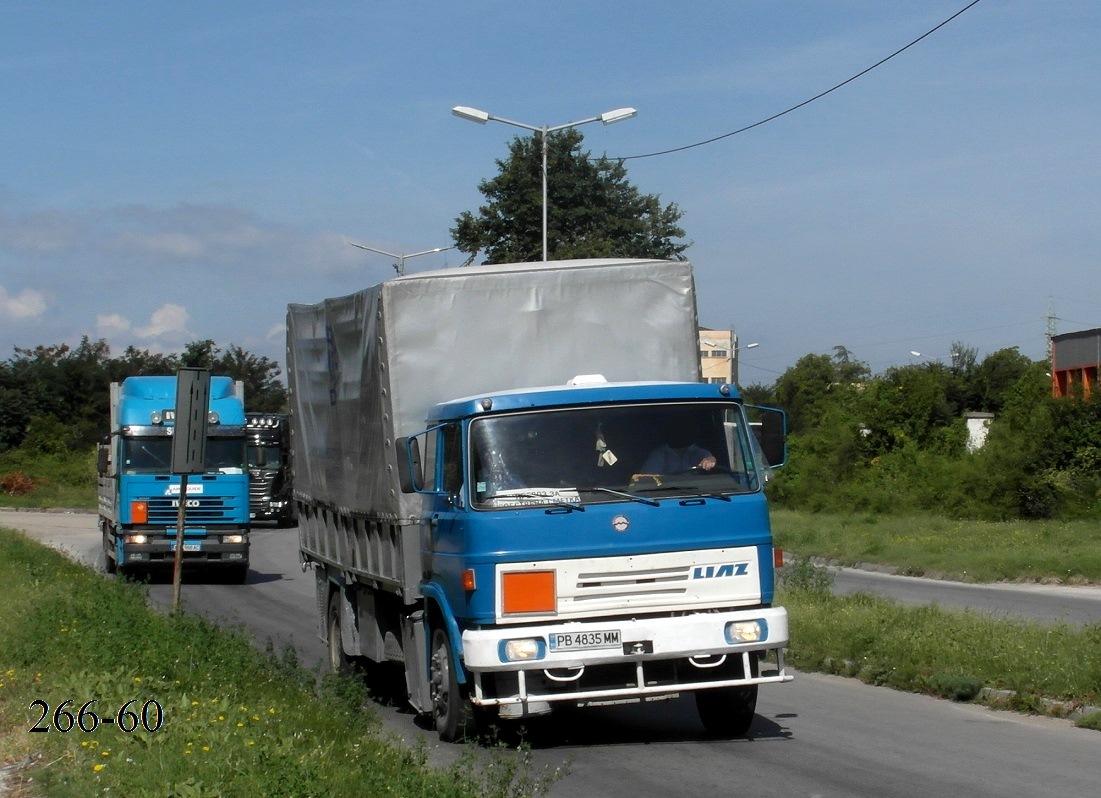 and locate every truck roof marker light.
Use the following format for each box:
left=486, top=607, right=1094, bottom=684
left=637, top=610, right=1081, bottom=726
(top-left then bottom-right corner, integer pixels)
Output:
left=131, top=501, right=148, bottom=524
left=567, top=374, right=607, bottom=386
left=150, top=411, right=163, bottom=424
left=462, top=568, right=477, bottom=591
left=208, top=411, right=219, bottom=424
left=719, top=384, right=731, bottom=396
left=480, top=398, right=493, bottom=411
left=501, top=570, right=556, bottom=615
